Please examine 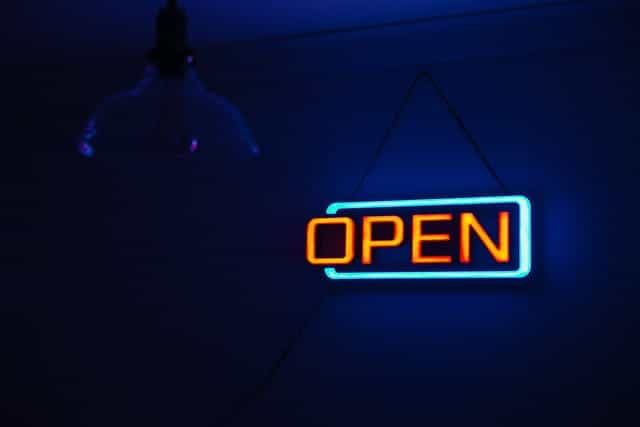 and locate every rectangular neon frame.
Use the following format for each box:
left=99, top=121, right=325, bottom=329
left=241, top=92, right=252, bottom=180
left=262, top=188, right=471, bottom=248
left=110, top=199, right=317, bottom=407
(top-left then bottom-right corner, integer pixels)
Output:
left=324, top=195, right=531, bottom=280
